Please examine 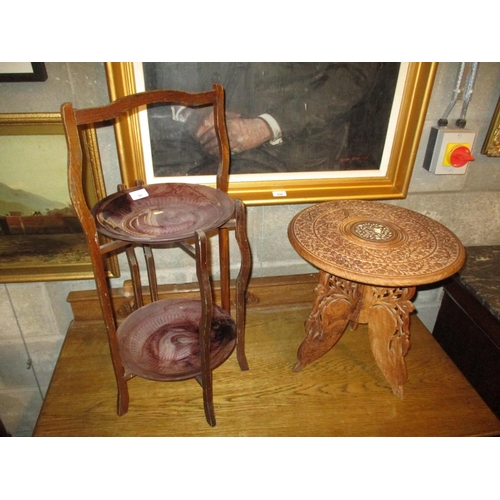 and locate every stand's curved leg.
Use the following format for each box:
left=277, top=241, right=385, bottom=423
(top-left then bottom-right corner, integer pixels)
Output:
left=125, top=245, right=143, bottom=309
left=94, top=246, right=130, bottom=416
left=196, top=230, right=216, bottom=427
left=116, top=379, right=130, bottom=416
left=366, top=286, right=415, bottom=399
left=219, top=226, right=231, bottom=314
left=143, top=245, right=159, bottom=302
left=234, top=199, right=251, bottom=371
left=293, top=272, right=362, bottom=372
